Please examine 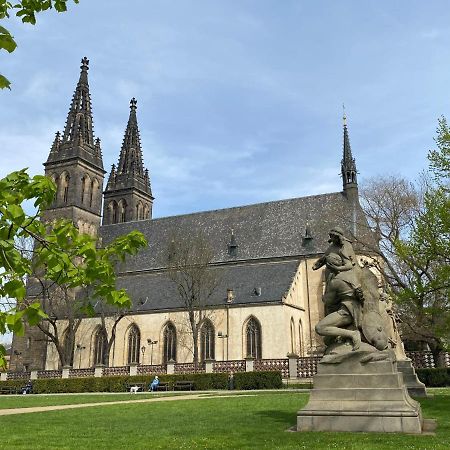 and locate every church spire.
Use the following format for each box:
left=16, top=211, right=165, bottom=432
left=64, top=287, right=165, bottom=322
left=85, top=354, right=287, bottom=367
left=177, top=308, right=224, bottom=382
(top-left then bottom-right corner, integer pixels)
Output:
left=103, top=98, right=154, bottom=225
left=46, top=57, right=104, bottom=171
left=117, top=98, right=145, bottom=177
left=62, top=57, right=94, bottom=146
left=341, top=107, right=358, bottom=193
